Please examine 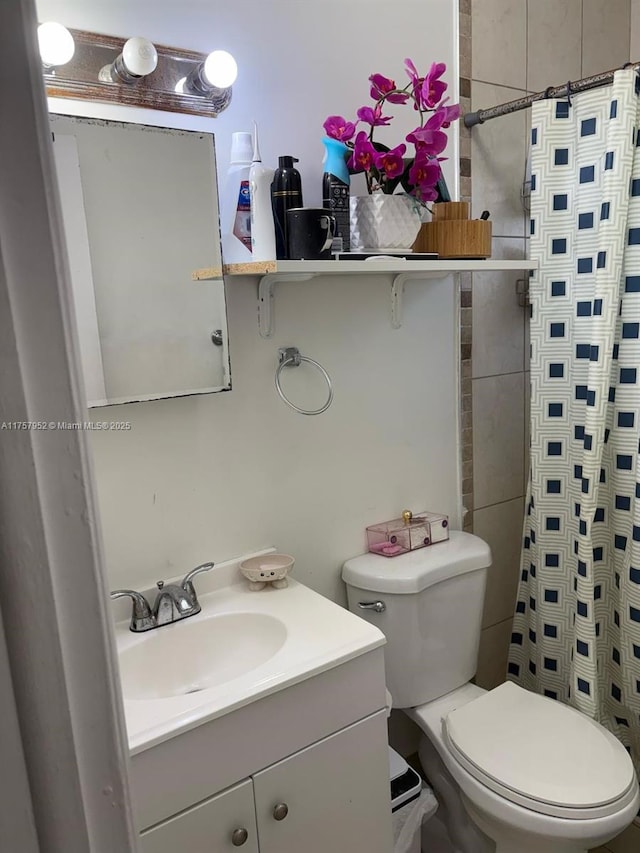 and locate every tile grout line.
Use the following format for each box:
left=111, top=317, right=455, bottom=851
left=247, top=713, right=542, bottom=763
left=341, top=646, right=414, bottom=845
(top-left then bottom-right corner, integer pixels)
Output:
left=470, top=78, right=529, bottom=94
left=472, top=367, right=527, bottom=381
left=474, top=494, right=527, bottom=514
